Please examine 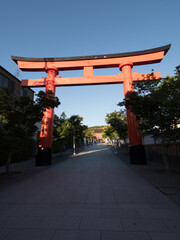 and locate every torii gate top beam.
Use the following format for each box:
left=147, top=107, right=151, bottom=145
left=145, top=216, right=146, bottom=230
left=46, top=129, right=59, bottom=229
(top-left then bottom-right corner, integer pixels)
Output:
left=11, top=44, right=171, bottom=72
